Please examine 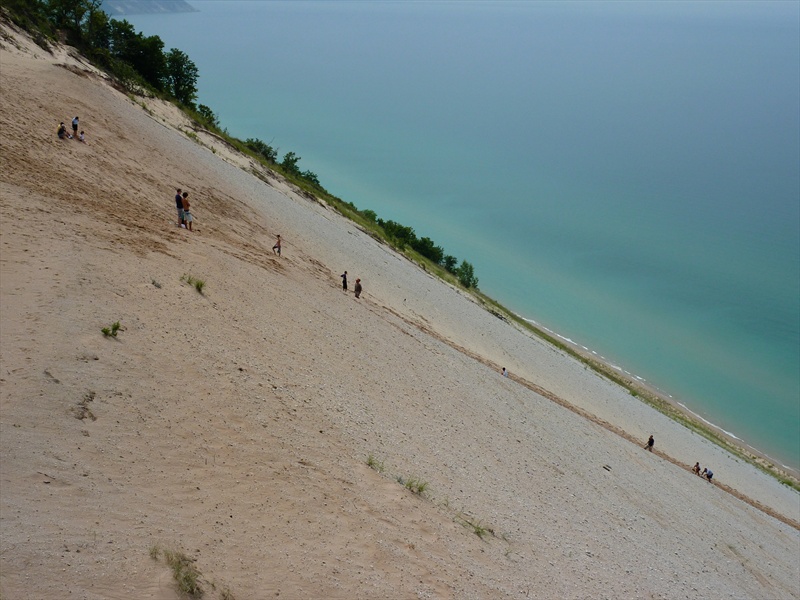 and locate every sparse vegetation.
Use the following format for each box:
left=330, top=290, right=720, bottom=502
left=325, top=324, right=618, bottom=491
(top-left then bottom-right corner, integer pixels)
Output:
left=366, top=453, right=385, bottom=473
left=181, top=274, right=205, bottom=294
left=101, top=321, right=121, bottom=337
left=150, top=545, right=203, bottom=599
left=458, top=515, right=490, bottom=539
left=403, top=476, right=429, bottom=495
